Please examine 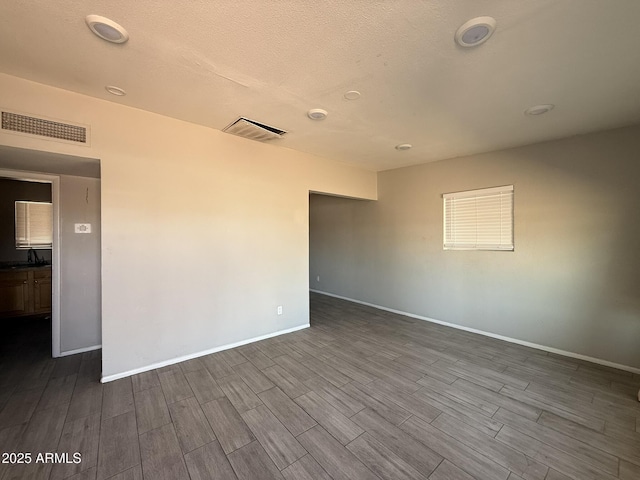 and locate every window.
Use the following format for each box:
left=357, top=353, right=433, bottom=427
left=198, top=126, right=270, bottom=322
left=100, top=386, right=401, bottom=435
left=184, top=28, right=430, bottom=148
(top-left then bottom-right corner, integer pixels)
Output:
left=443, top=185, right=513, bottom=251
left=15, top=201, right=53, bottom=249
